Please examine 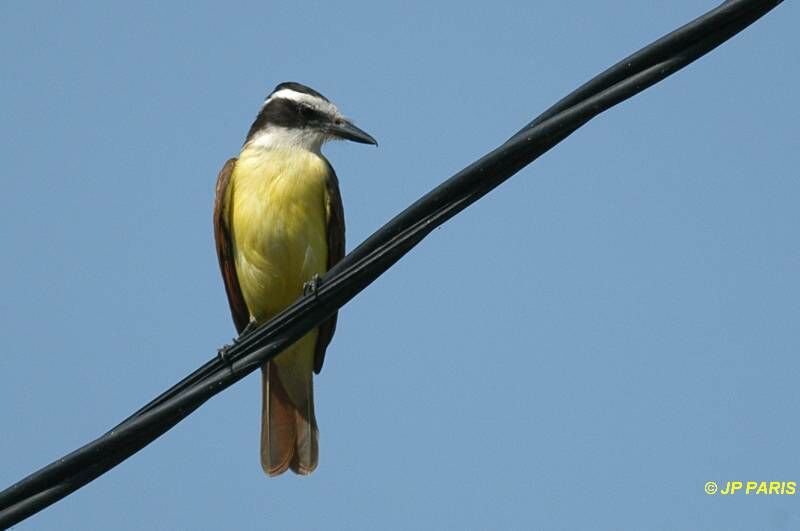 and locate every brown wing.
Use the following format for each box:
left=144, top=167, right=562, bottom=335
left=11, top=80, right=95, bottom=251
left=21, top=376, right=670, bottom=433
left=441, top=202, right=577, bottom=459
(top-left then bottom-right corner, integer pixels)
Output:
left=313, top=161, right=345, bottom=374
left=214, top=158, right=250, bottom=334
